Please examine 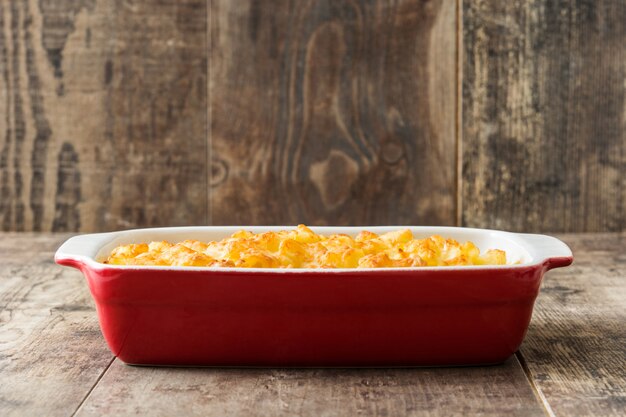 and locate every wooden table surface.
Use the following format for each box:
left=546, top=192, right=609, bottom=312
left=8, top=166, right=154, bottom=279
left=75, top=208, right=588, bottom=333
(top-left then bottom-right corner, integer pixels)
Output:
left=1, top=233, right=624, bottom=417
